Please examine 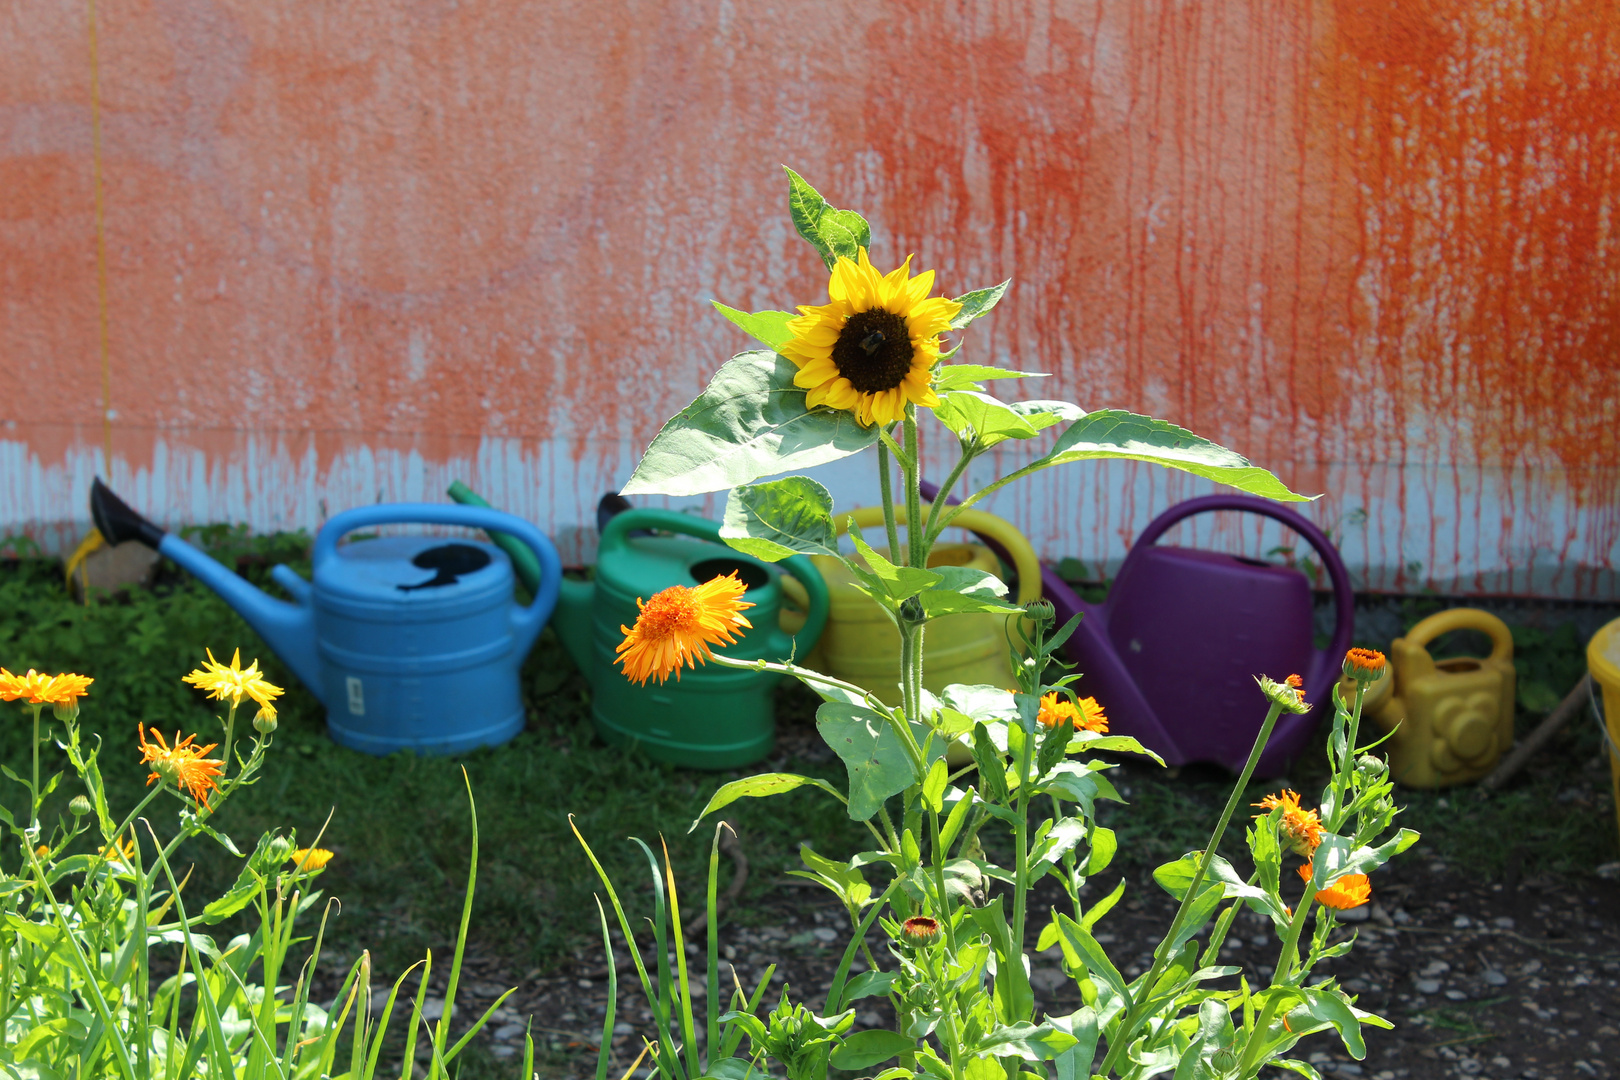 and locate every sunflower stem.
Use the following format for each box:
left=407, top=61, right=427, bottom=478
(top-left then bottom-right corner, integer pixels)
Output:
left=922, top=444, right=975, bottom=549
left=877, top=440, right=903, bottom=564
left=902, top=413, right=925, bottom=570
